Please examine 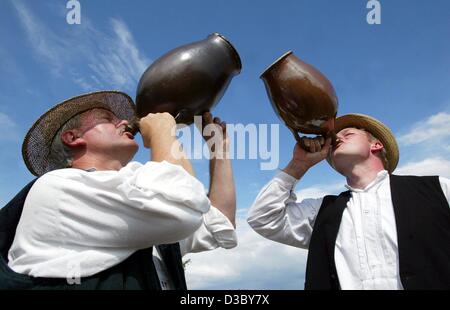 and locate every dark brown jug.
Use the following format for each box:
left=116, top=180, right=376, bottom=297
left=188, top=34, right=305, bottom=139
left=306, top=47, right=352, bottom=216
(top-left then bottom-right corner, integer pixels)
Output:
left=260, top=51, right=338, bottom=143
left=135, top=33, right=242, bottom=125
